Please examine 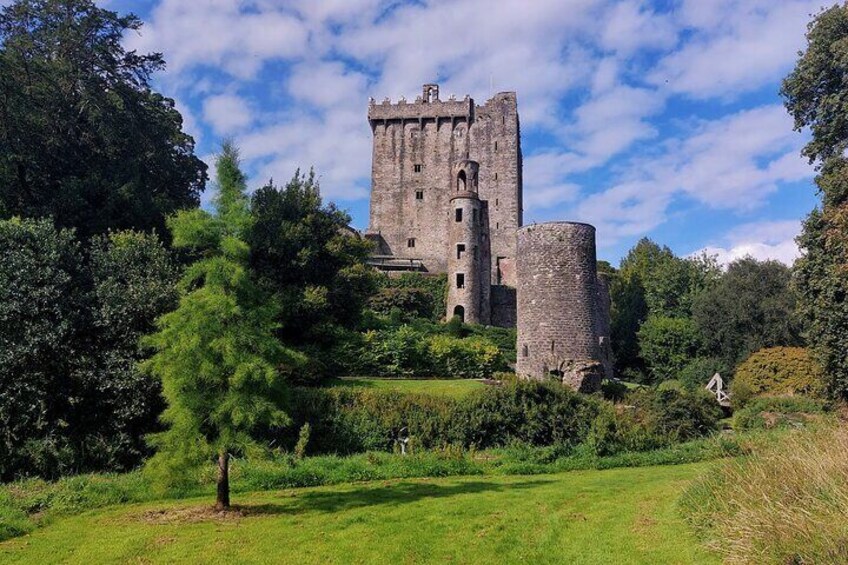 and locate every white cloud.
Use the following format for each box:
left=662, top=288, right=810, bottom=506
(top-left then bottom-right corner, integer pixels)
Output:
left=126, top=0, right=309, bottom=79
left=113, top=0, right=821, bottom=259
left=692, top=220, right=802, bottom=266
left=570, top=104, right=814, bottom=245
left=287, top=61, right=369, bottom=109
left=599, top=0, right=677, bottom=54
left=650, top=0, right=820, bottom=99
left=202, top=93, right=254, bottom=135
